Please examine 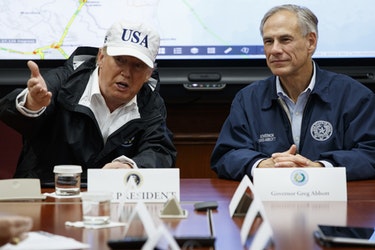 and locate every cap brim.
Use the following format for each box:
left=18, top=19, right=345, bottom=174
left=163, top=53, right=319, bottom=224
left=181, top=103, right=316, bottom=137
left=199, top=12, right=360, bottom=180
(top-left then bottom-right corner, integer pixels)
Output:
left=106, top=47, right=154, bottom=68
